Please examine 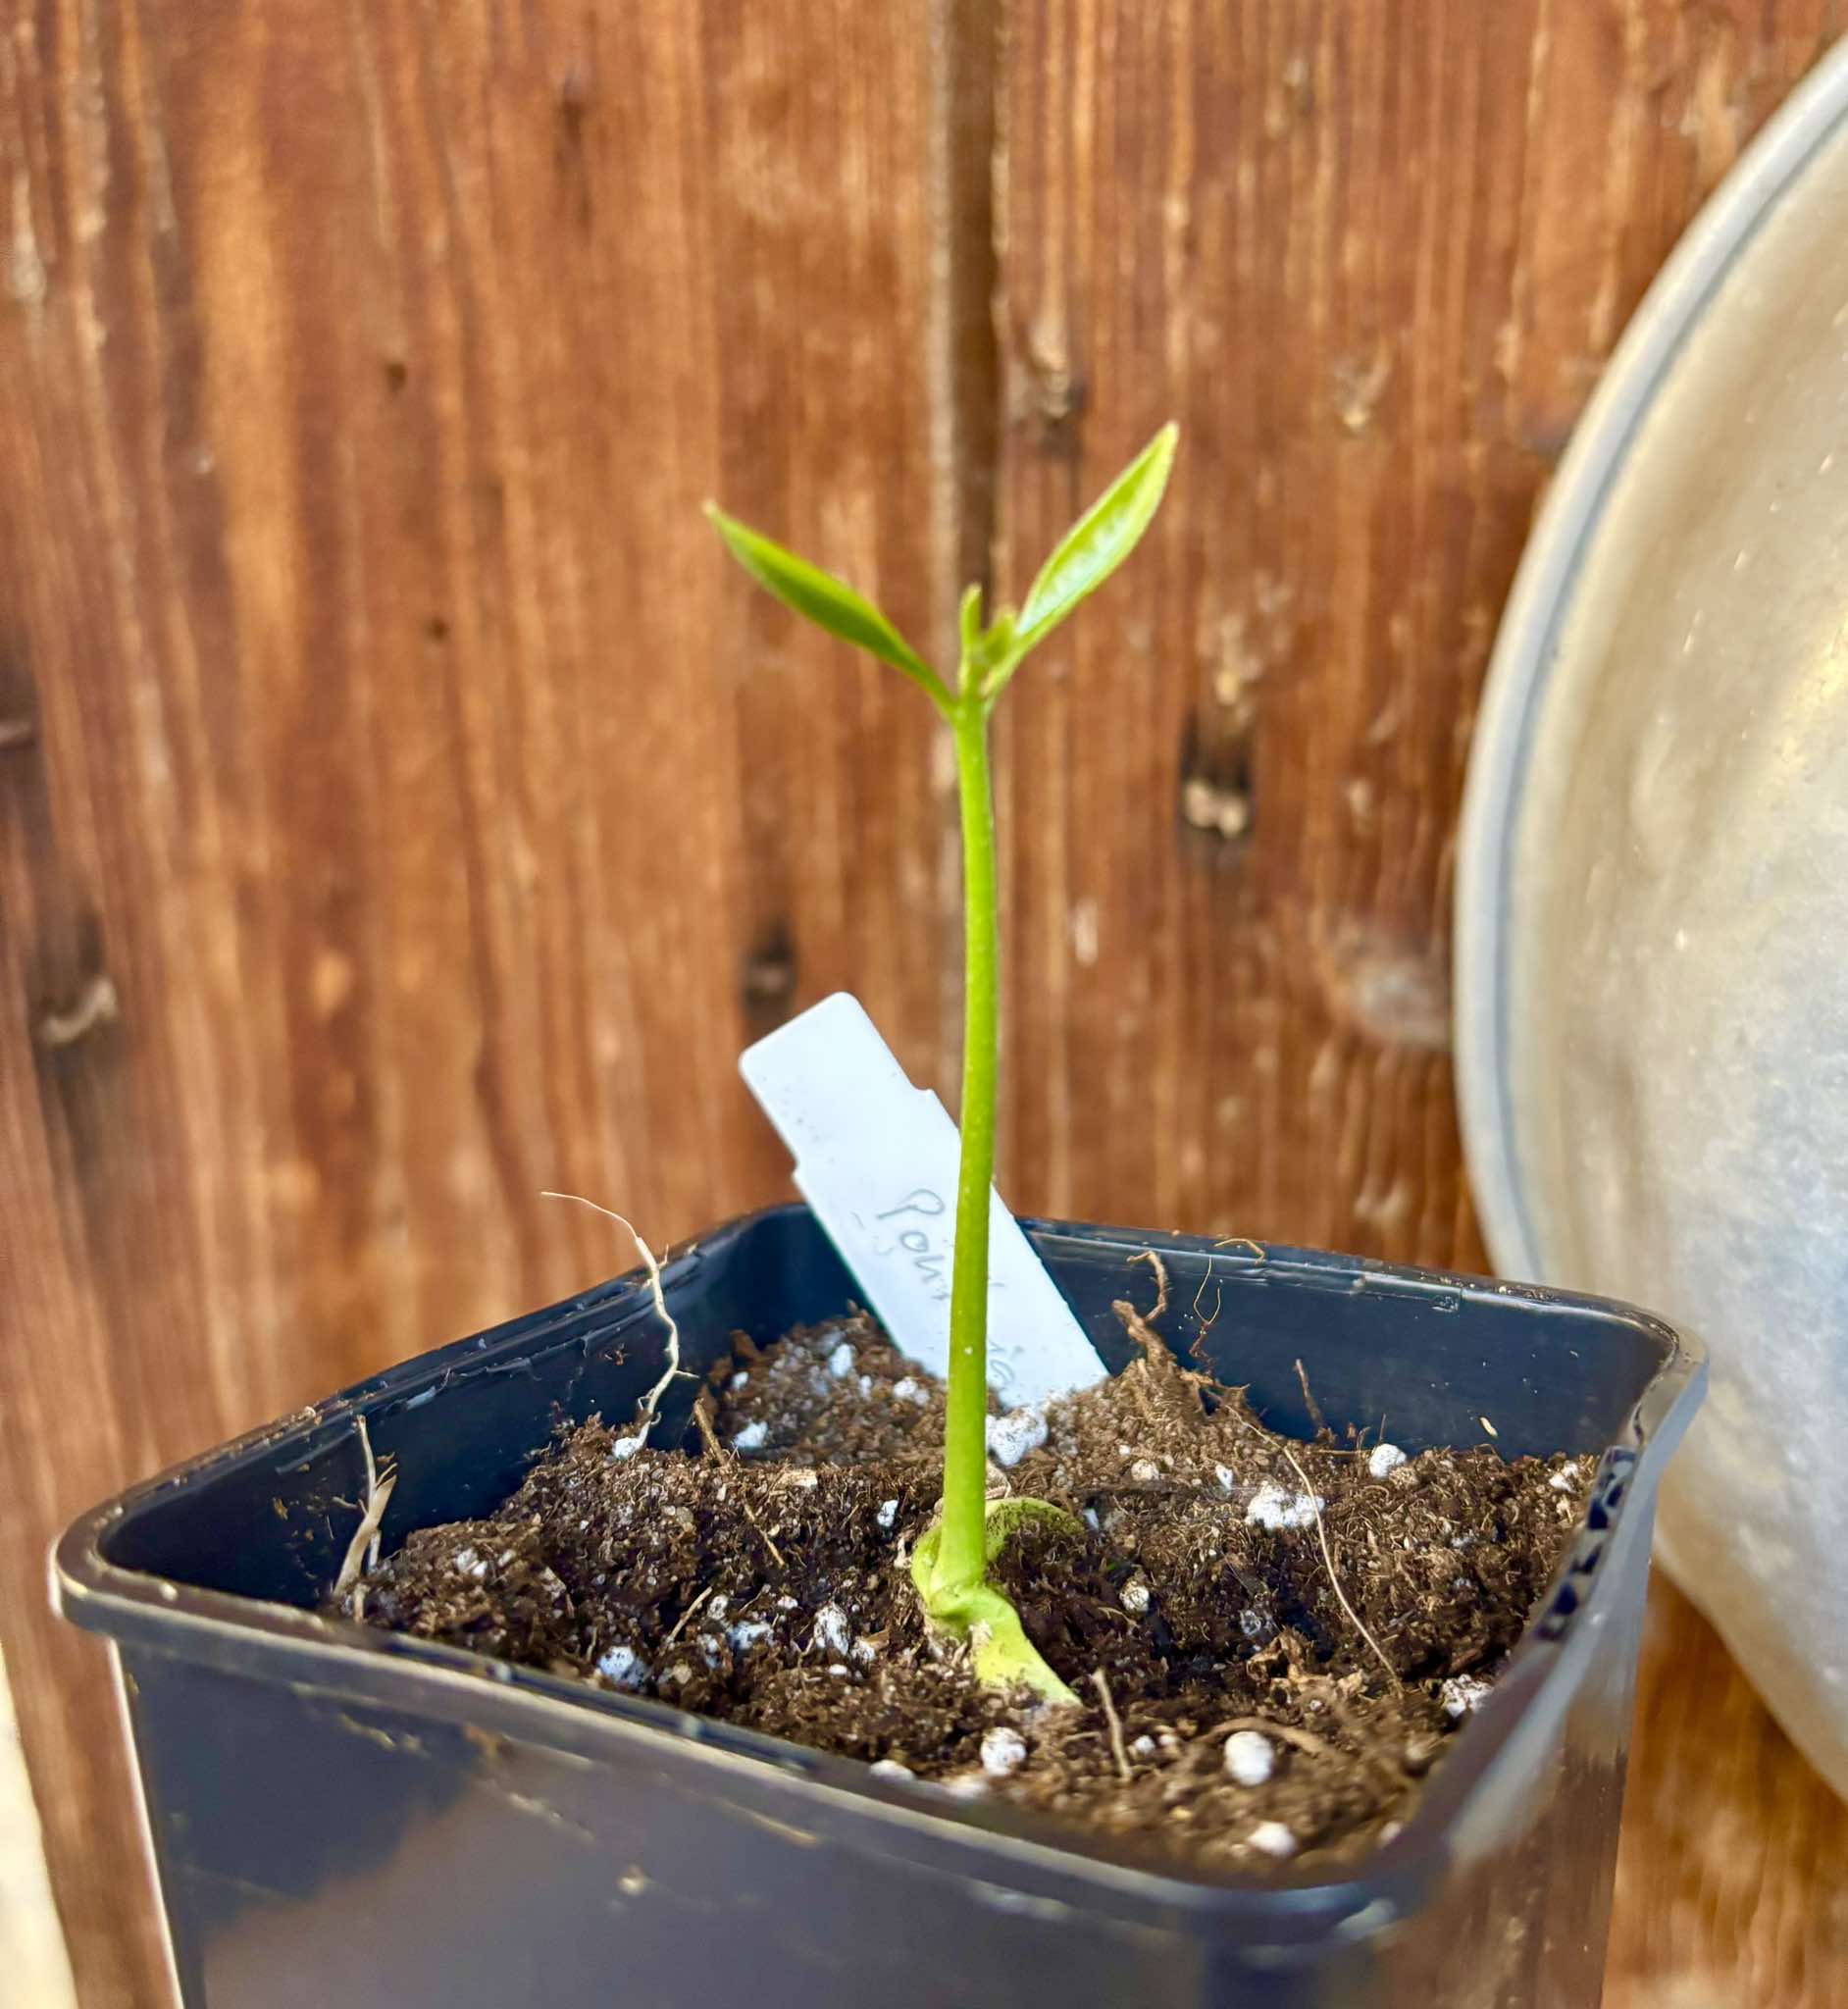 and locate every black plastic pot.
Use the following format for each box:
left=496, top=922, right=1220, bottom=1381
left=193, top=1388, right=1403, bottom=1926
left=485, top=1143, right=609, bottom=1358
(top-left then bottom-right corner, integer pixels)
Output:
left=56, top=1208, right=1701, bottom=2008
